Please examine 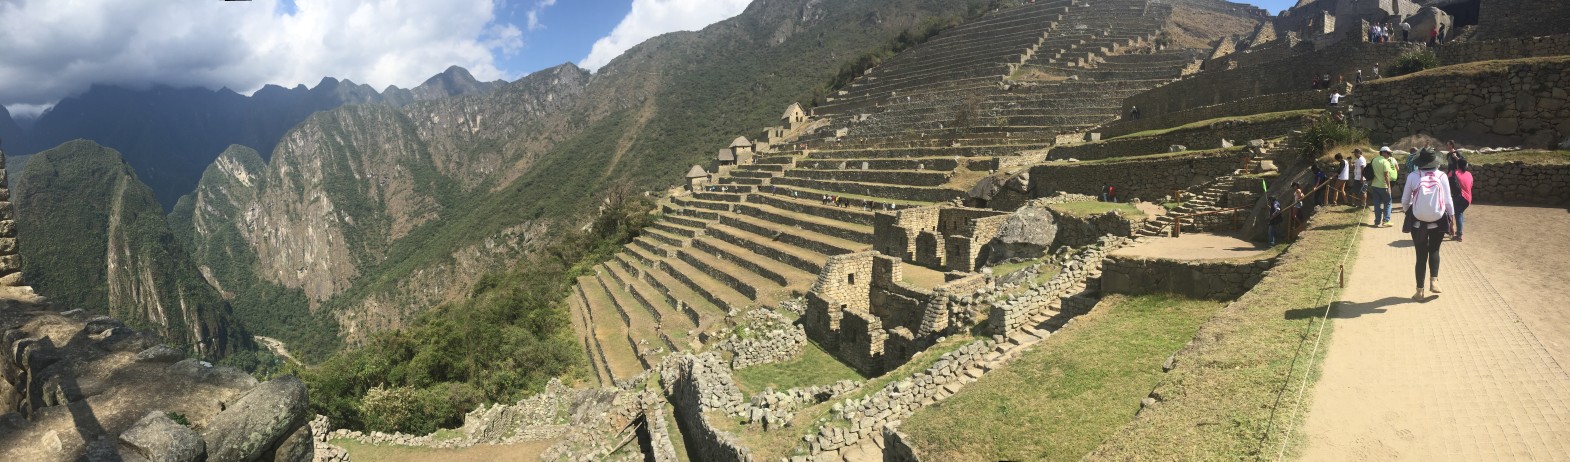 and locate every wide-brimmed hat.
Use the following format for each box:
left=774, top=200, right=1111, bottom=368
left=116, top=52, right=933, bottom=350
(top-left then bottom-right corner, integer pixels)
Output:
left=1414, top=149, right=1443, bottom=169
left=1379, top=146, right=1392, bottom=154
